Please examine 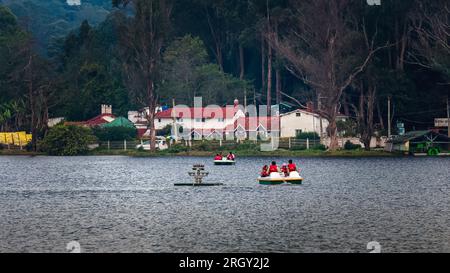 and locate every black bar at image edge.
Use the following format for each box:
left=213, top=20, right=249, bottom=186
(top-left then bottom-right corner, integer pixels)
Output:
left=0, top=253, right=448, bottom=272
